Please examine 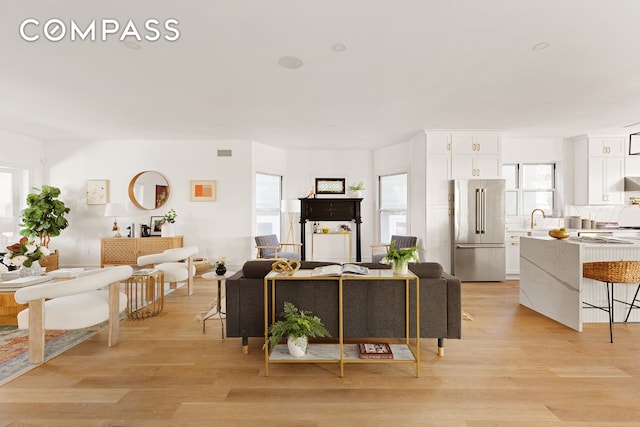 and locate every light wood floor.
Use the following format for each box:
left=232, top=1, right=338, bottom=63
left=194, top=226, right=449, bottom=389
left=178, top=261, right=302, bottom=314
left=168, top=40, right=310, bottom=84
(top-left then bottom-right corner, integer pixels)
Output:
left=1, top=278, right=640, bottom=426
